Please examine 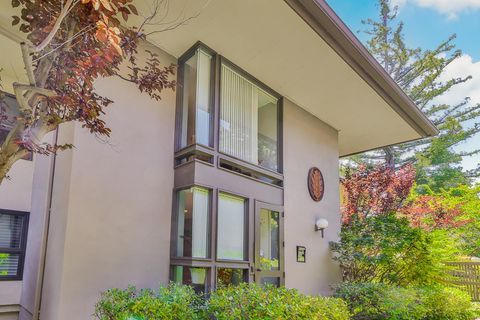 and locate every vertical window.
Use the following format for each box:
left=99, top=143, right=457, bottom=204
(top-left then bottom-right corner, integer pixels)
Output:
left=175, top=187, right=210, bottom=258
left=259, top=209, right=280, bottom=271
left=0, top=210, right=28, bottom=280
left=217, top=193, right=246, bottom=261
left=220, top=64, right=280, bottom=171
left=179, top=49, right=213, bottom=148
